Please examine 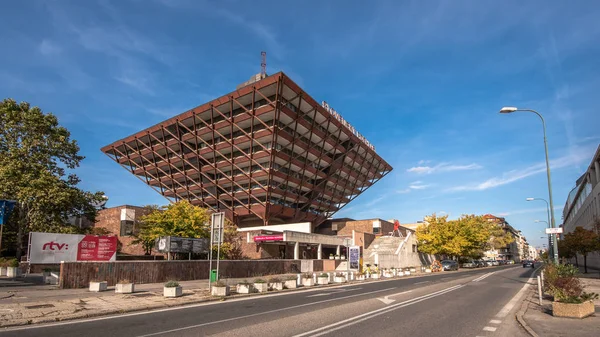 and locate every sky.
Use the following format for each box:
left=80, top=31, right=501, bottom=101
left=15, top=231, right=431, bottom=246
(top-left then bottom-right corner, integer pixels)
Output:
left=2, top=0, right=600, bottom=250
